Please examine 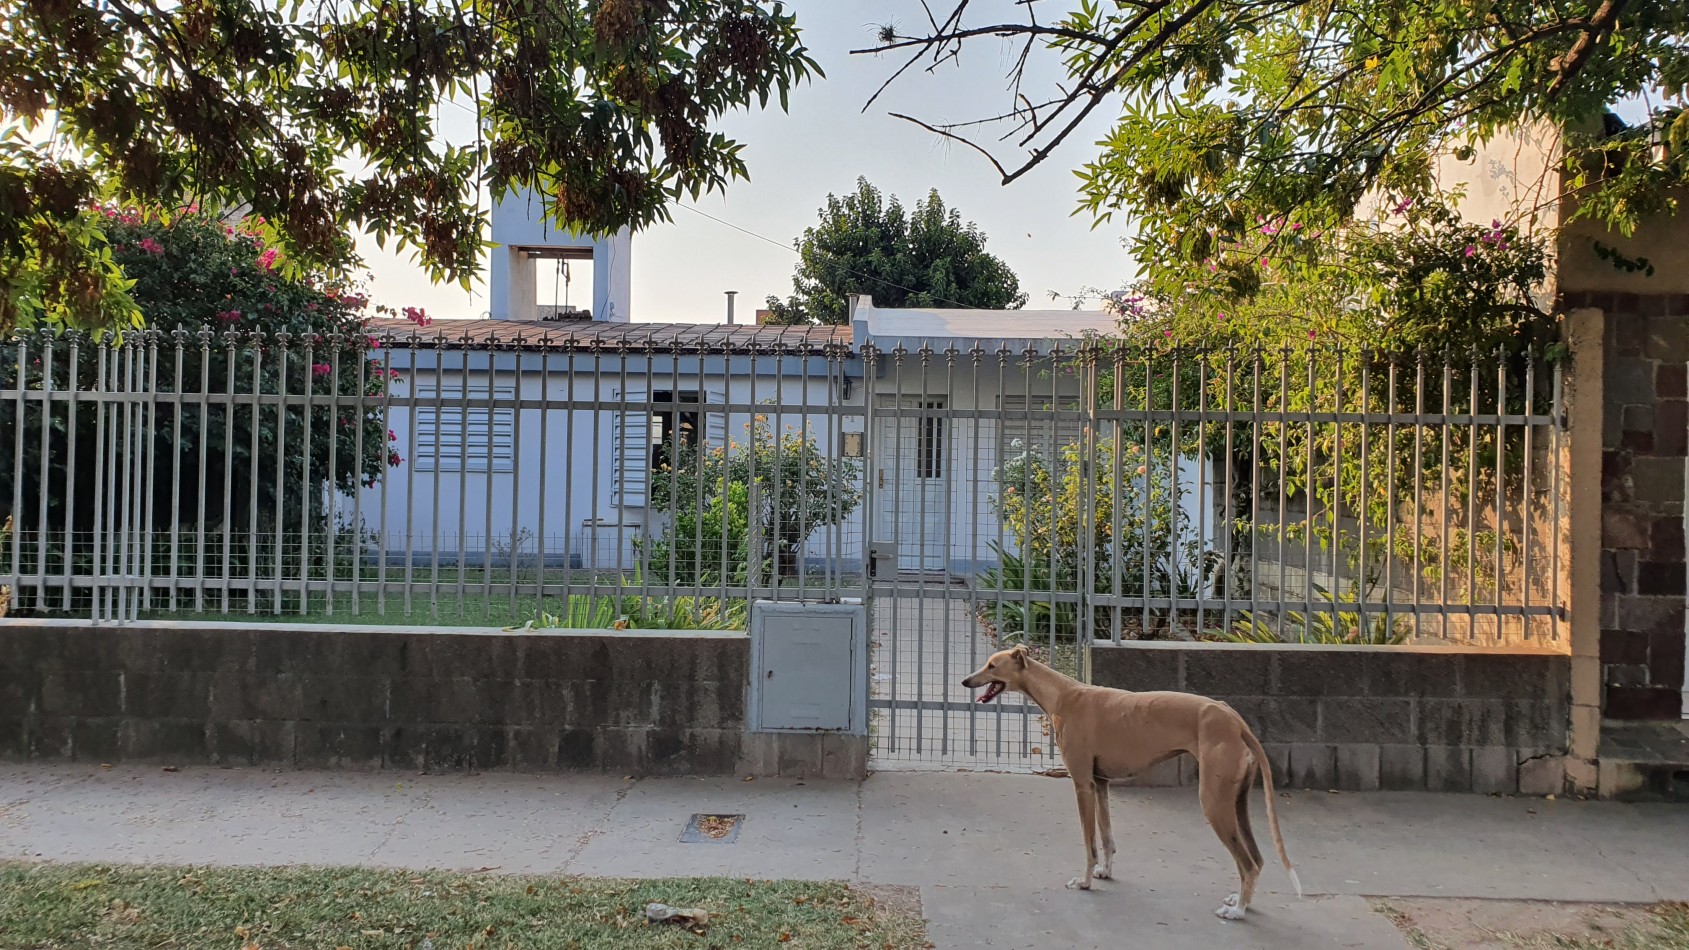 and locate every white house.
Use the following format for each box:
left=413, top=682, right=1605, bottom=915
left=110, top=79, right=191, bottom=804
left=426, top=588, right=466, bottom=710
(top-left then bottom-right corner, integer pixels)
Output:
left=358, top=198, right=1217, bottom=579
